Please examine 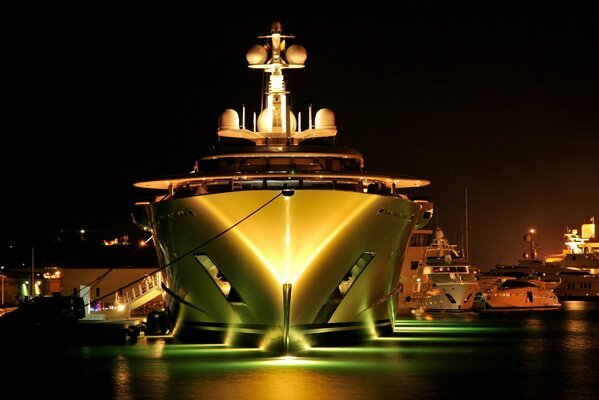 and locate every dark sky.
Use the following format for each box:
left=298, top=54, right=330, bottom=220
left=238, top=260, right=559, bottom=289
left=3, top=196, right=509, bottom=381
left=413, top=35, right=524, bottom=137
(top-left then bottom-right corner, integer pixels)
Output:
left=5, top=5, right=598, bottom=270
